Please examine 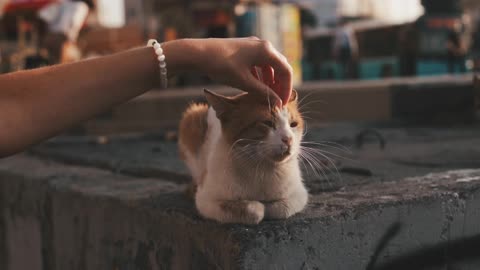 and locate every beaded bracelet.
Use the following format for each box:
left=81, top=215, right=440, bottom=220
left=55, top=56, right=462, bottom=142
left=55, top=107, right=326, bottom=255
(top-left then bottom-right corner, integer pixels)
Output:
left=147, top=39, right=168, bottom=88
